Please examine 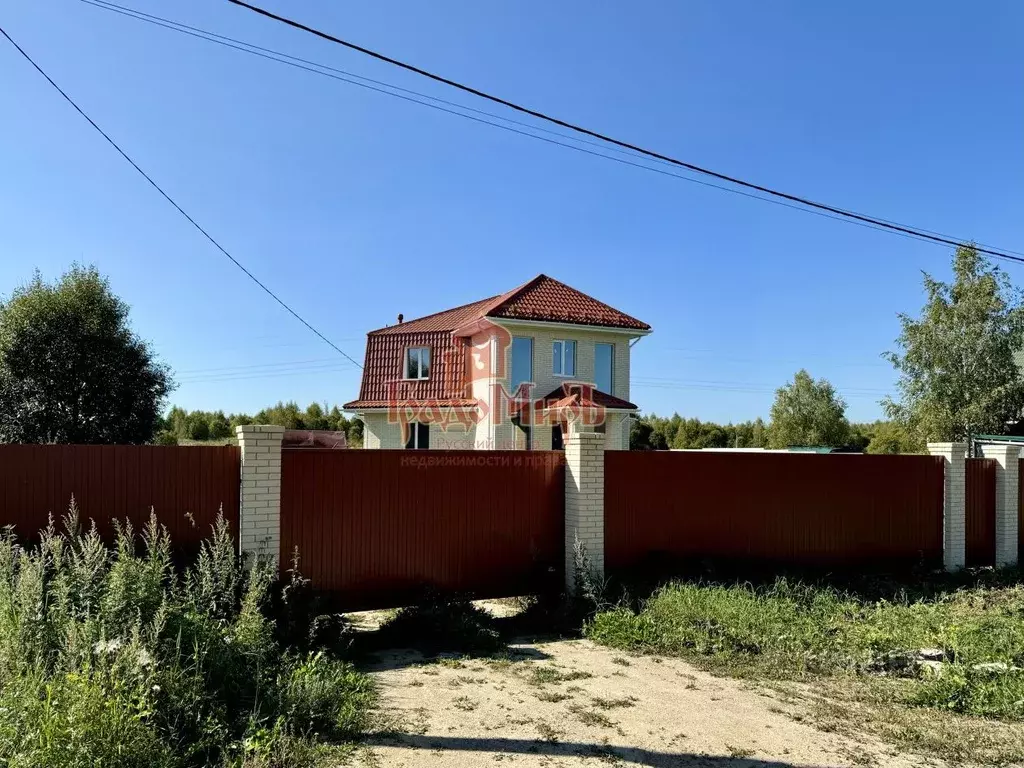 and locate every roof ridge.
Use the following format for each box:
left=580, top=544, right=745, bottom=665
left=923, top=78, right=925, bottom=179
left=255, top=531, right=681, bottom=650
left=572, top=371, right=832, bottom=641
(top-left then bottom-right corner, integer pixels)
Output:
left=485, top=274, right=650, bottom=330
left=366, top=293, right=500, bottom=335
left=477, top=273, right=547, bottom=318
